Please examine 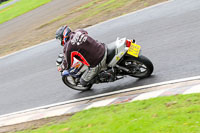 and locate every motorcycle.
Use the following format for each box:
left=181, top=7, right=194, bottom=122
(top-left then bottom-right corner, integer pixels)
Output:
left=56, top=38, right=154, bottom=91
